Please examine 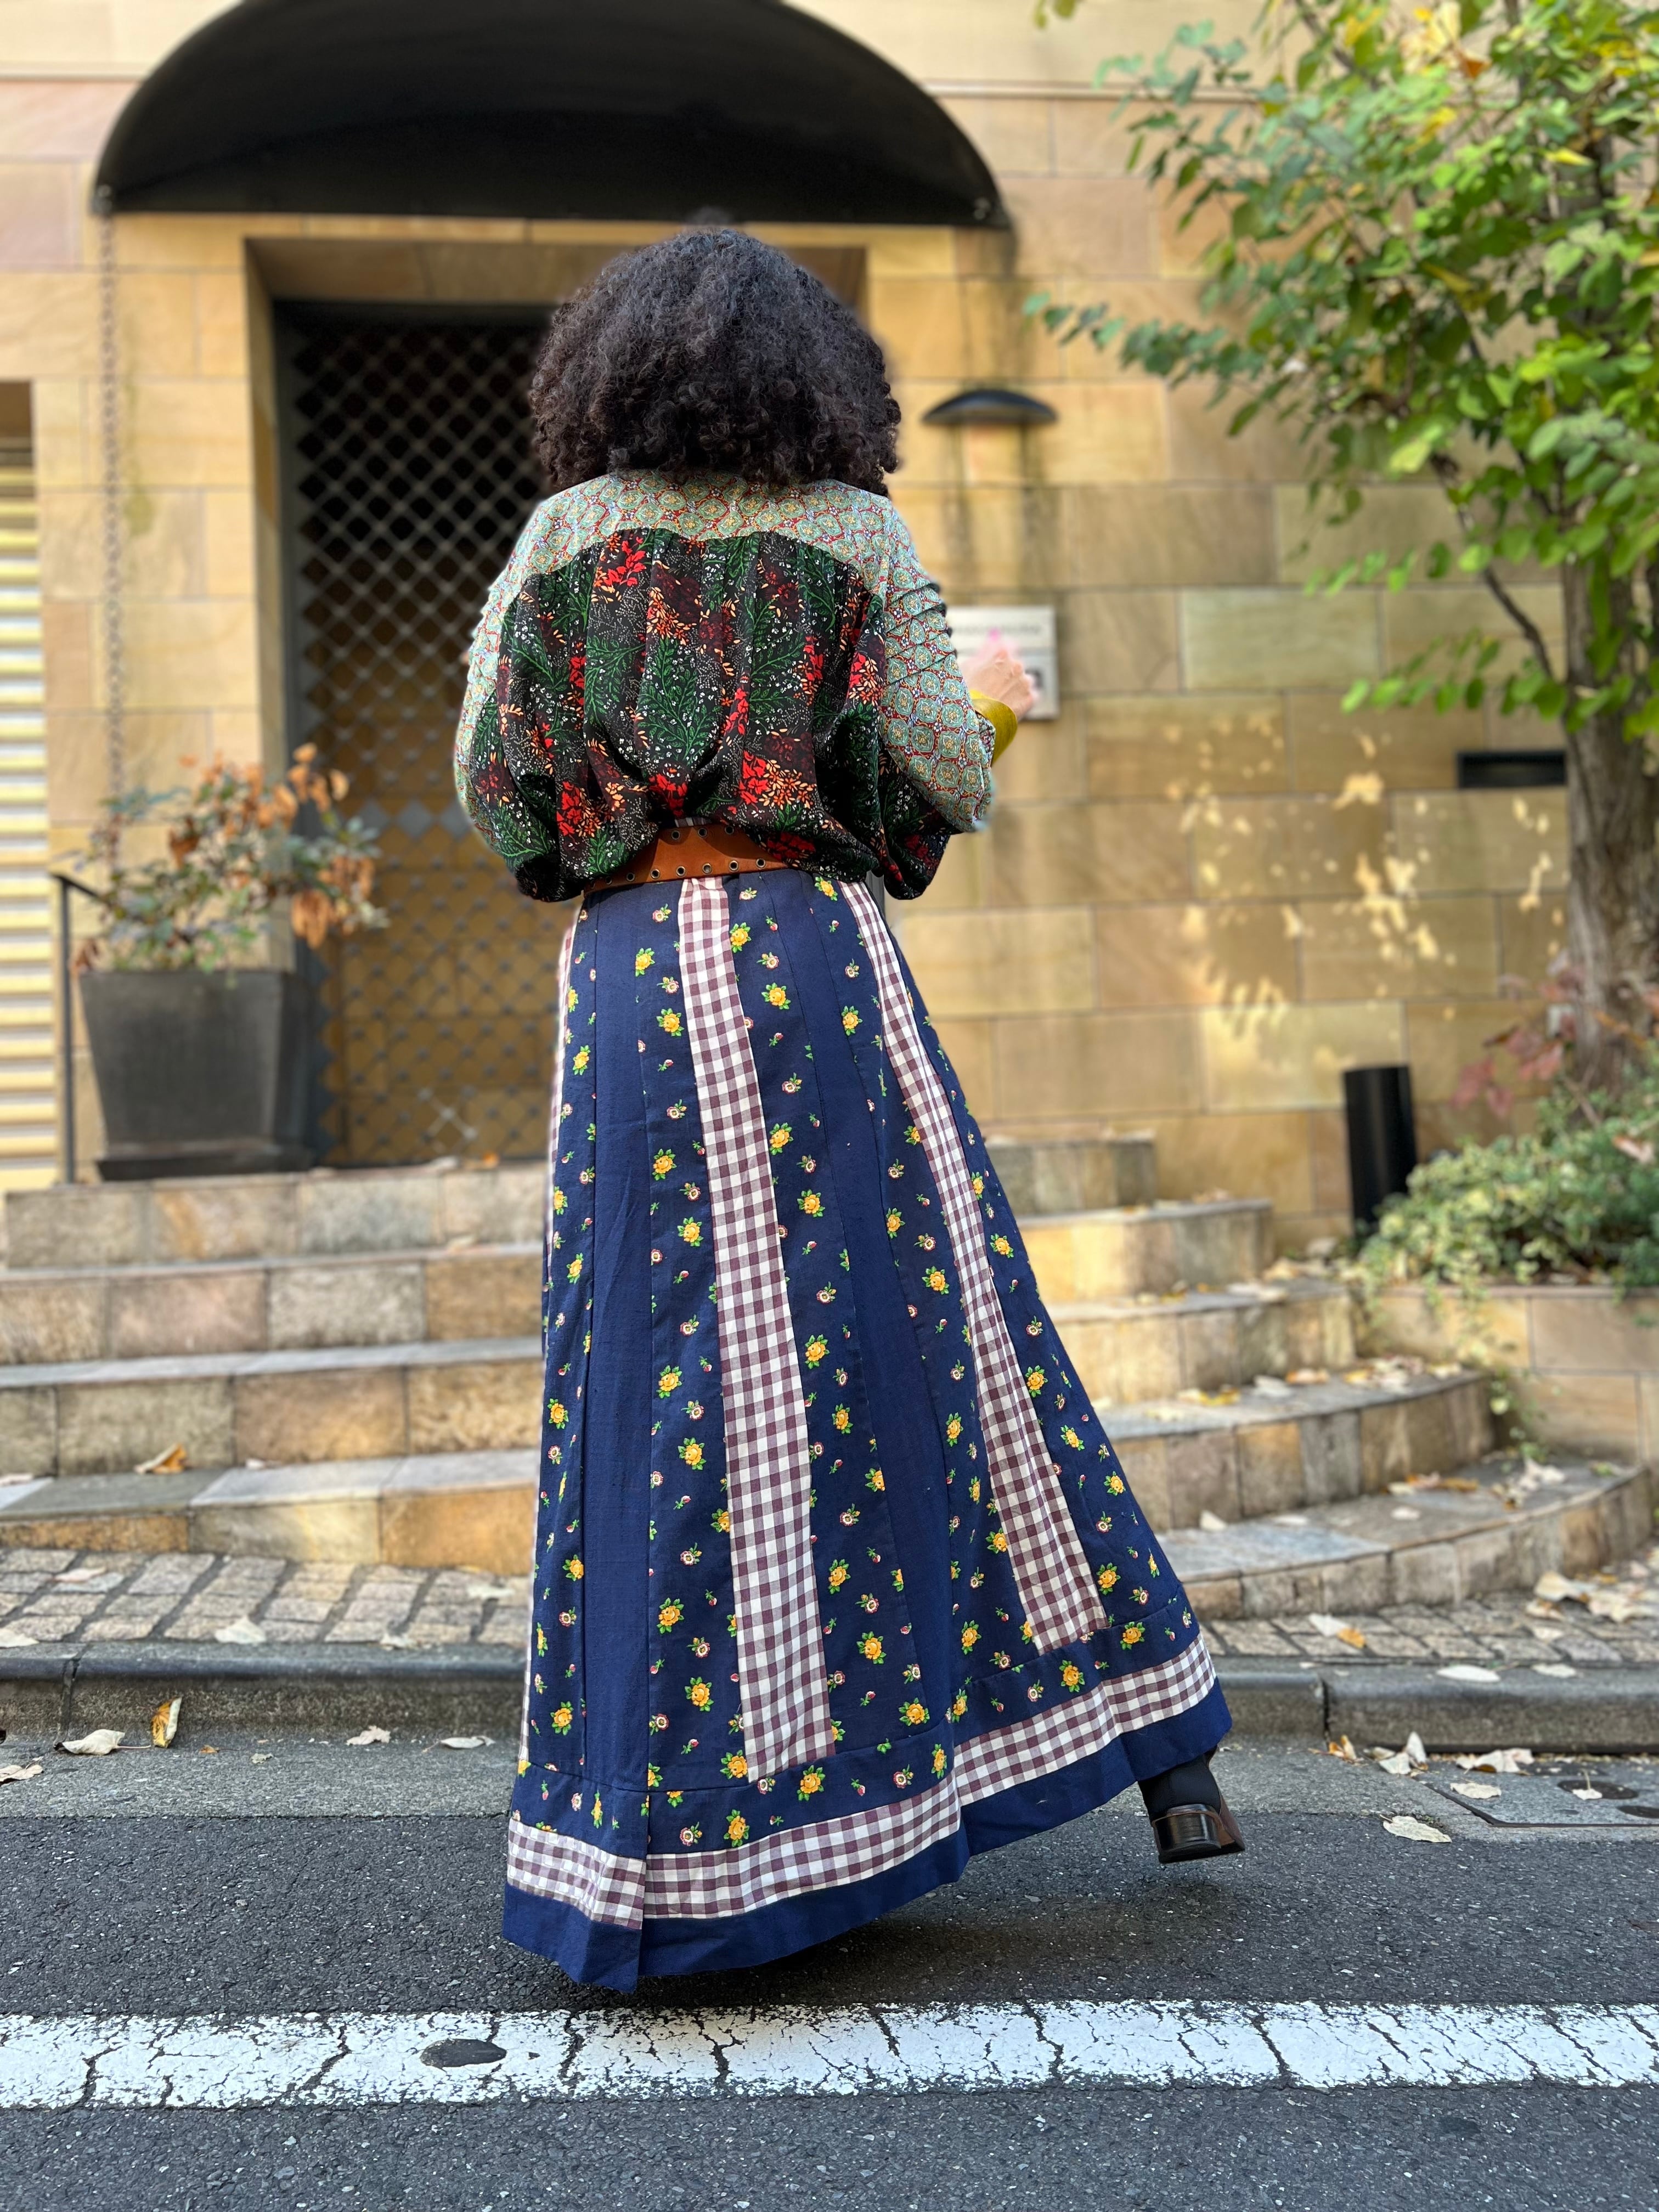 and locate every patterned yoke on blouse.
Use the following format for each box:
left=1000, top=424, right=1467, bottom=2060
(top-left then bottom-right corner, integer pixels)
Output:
left=504, top=870, right=1228, bottom=1991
